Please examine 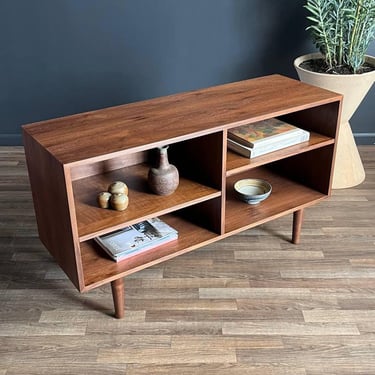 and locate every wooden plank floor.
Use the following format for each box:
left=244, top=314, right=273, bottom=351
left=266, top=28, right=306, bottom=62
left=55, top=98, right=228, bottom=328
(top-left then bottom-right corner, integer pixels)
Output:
left=0, top=146, right=374, bottom=375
